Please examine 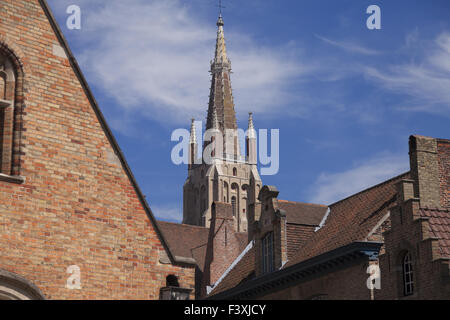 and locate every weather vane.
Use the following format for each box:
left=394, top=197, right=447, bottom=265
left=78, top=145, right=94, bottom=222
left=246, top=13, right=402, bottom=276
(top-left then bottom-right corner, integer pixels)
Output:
left=217, top=0, right=226, bottom=15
